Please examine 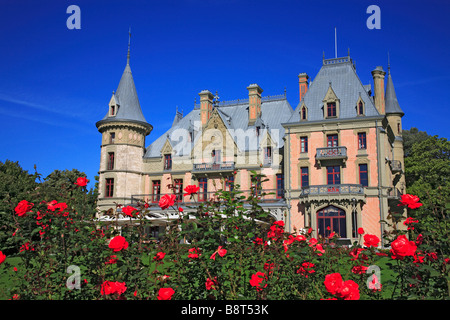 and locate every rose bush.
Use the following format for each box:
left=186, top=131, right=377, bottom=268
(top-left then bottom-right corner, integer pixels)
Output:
left=0, top=172, right=448, bottom=300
